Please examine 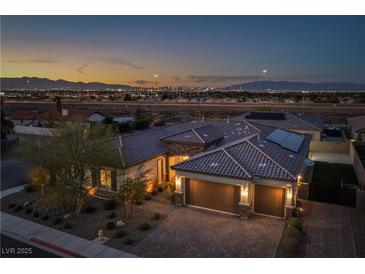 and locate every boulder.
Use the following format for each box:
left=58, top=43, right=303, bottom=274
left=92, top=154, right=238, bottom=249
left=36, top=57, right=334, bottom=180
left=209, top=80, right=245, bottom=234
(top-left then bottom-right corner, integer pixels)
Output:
left=116, top=220, right=126, bottom=227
